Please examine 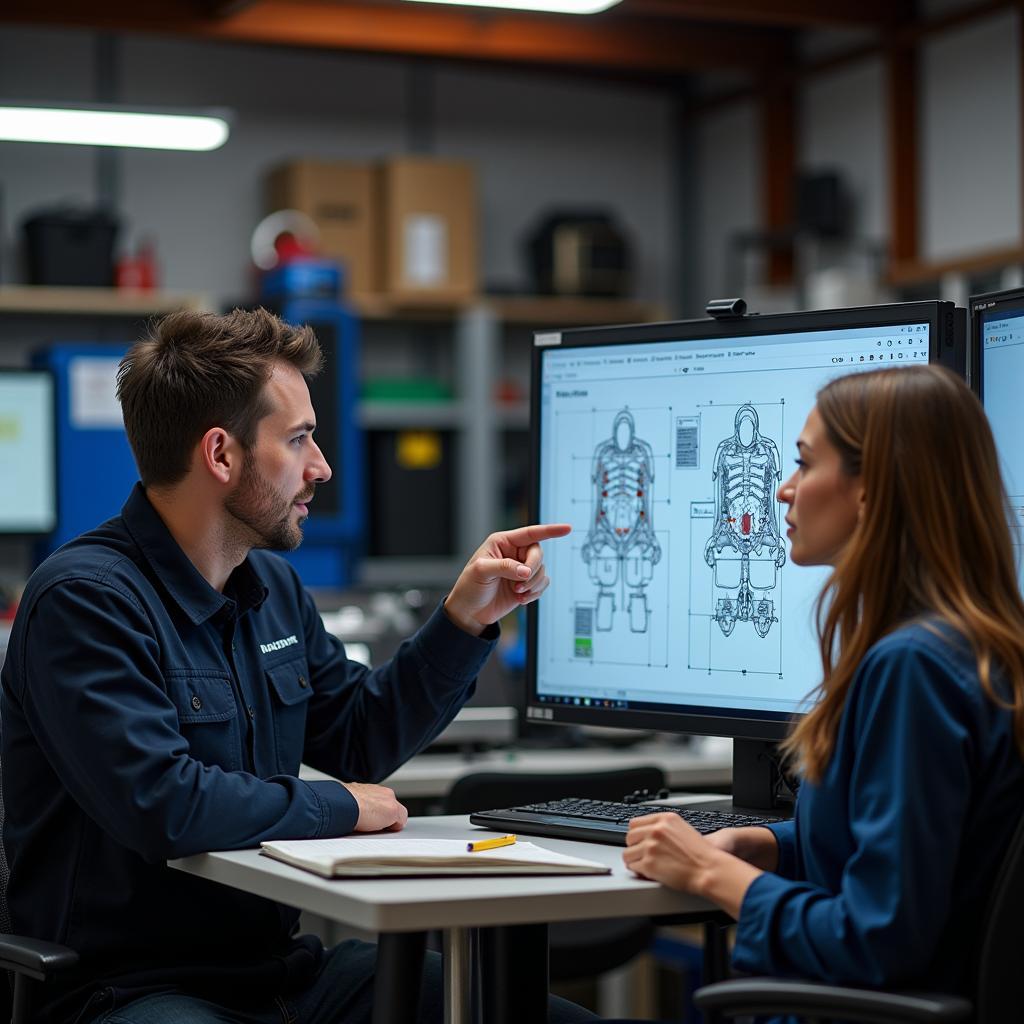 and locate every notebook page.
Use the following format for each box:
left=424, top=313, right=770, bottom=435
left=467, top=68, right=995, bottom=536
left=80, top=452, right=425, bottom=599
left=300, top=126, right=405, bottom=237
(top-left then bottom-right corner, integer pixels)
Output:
left=261, top=836, right=608, bottom=871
